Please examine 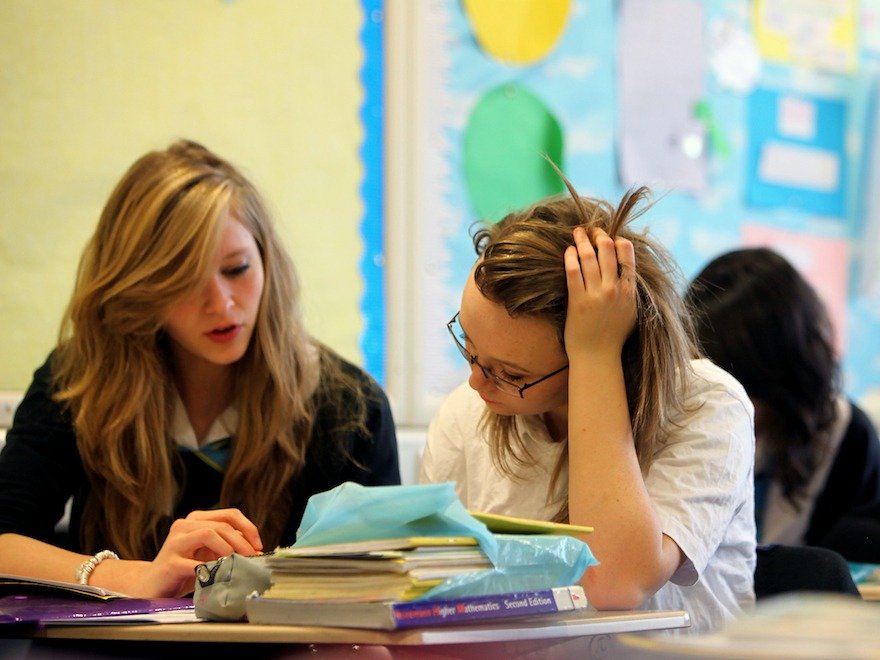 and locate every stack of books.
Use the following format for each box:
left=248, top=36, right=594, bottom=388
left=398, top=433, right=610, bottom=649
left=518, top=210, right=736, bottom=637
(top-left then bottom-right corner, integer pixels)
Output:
left=245, top=512, right=593, bottom=630
left=257, top=535, right=490, bottom=604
